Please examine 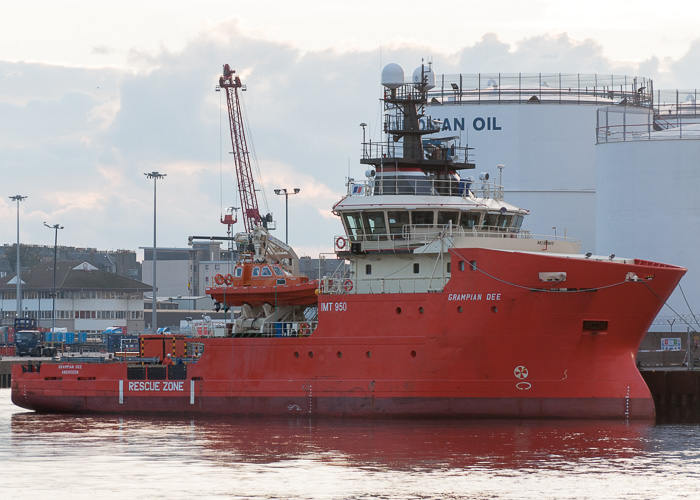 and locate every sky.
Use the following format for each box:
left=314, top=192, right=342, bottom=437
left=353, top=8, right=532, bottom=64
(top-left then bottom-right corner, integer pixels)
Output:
left=2, top=0, right=700, bottom=262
